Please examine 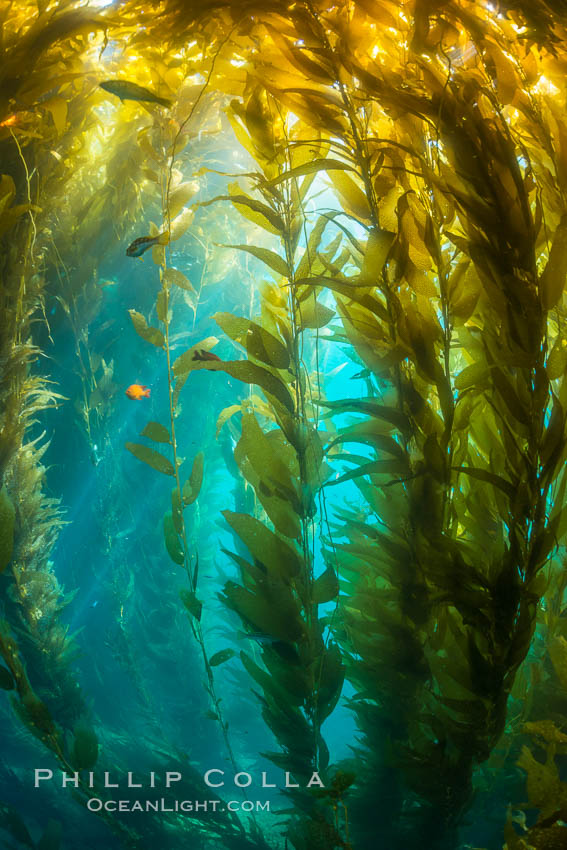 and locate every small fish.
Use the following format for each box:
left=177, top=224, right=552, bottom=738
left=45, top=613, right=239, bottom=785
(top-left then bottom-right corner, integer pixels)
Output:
left=0, top=114, right=17, bottom=128
left=125, top=383, right=150, bottom=400
left=126, top=232, right=169, bottom=258
left=192, top=349, right=222, bottom=362
left=99, top=80, right=172, bottom=108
